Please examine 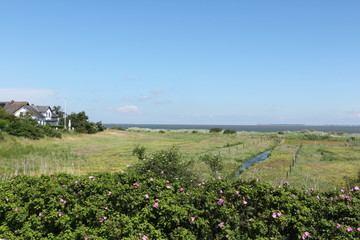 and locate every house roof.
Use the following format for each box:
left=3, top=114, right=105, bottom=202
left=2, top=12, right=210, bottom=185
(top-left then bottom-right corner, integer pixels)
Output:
left=35, top=106, right=51, bottom=112
left=35, top=106, right=59, bottom=118
left=3, top=102, right=29, bottom=114
left=1, top=101, right=59, bottom=120
left=23, top=105, right=46, bottom=119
